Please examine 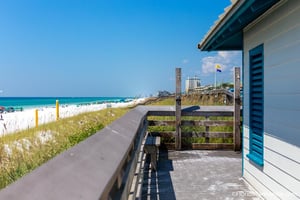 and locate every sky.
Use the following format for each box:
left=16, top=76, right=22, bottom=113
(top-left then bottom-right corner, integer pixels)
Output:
left=0, top=0, right=242, bottom=97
